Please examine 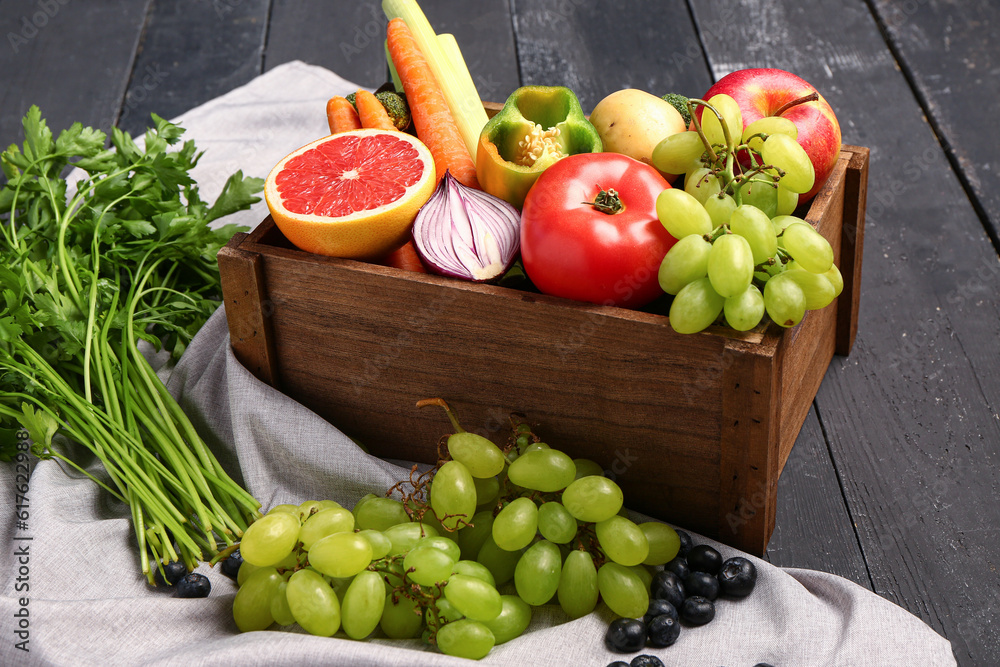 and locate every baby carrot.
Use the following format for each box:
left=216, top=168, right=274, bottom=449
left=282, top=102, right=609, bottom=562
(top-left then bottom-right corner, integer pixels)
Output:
left=355, top=90, right=397, bottom=131
left=326, top=96, right=361, bottom=134
left=381, top=240, right=427, bottom=273
left=386, top=18, right=479, bottom=189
